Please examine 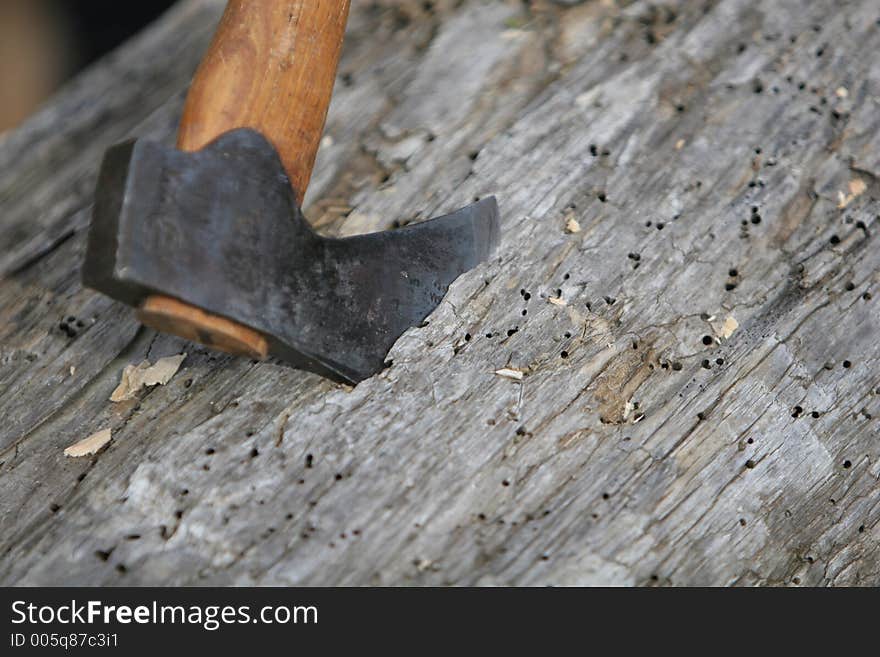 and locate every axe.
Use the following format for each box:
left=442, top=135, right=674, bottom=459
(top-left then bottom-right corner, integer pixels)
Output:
left=83, top=0, right=499, bottom=384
